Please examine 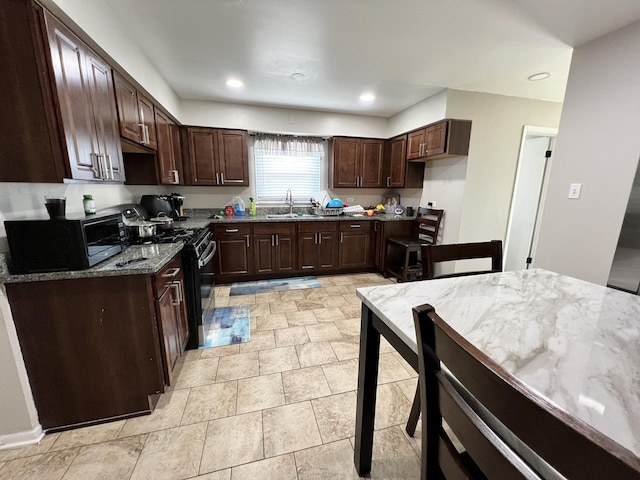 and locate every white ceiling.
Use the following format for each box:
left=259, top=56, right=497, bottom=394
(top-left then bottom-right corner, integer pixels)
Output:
left=102, top=0, right=640, bottom=117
